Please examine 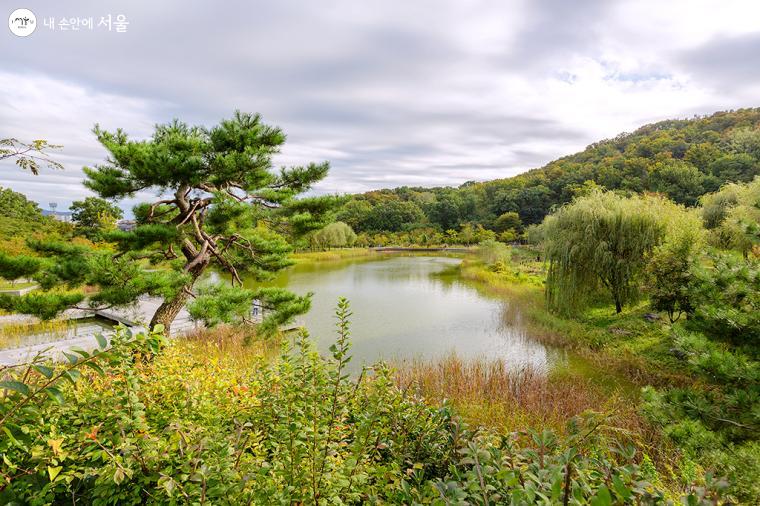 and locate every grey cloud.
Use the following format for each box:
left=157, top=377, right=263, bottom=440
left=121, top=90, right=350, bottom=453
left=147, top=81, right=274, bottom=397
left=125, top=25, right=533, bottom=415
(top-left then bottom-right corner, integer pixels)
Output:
left=501, top=0, right=611, bottom=71
left=1, top=0, right=758, bottom=211
left=677, top=32, right=760, bottom=92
